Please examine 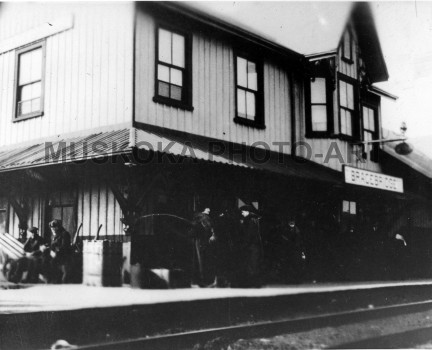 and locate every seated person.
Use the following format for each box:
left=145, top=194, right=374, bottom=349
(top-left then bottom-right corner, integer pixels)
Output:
left=24, top=227, right=44, bottom=256
left=5, top=227, right=44, bottom=283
